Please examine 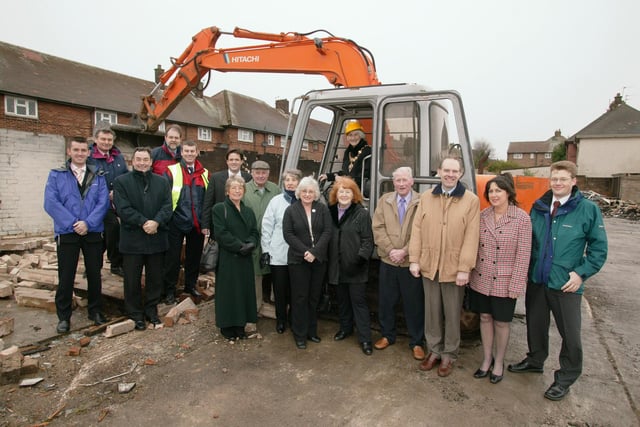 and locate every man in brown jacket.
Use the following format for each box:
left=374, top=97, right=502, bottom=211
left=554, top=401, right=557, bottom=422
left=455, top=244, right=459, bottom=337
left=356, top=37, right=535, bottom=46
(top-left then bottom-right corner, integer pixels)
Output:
left=409, top=156, right=480, bottom=377
left=372, top=167, right=425, bottom=360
